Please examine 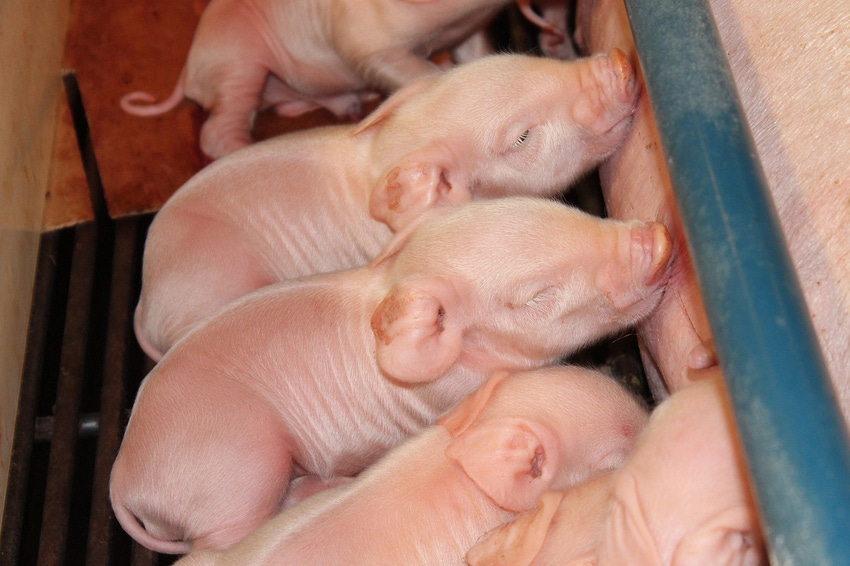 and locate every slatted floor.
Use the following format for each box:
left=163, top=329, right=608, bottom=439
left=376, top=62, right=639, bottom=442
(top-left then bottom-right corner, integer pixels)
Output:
left=0, top=214, right=176, bottom=566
